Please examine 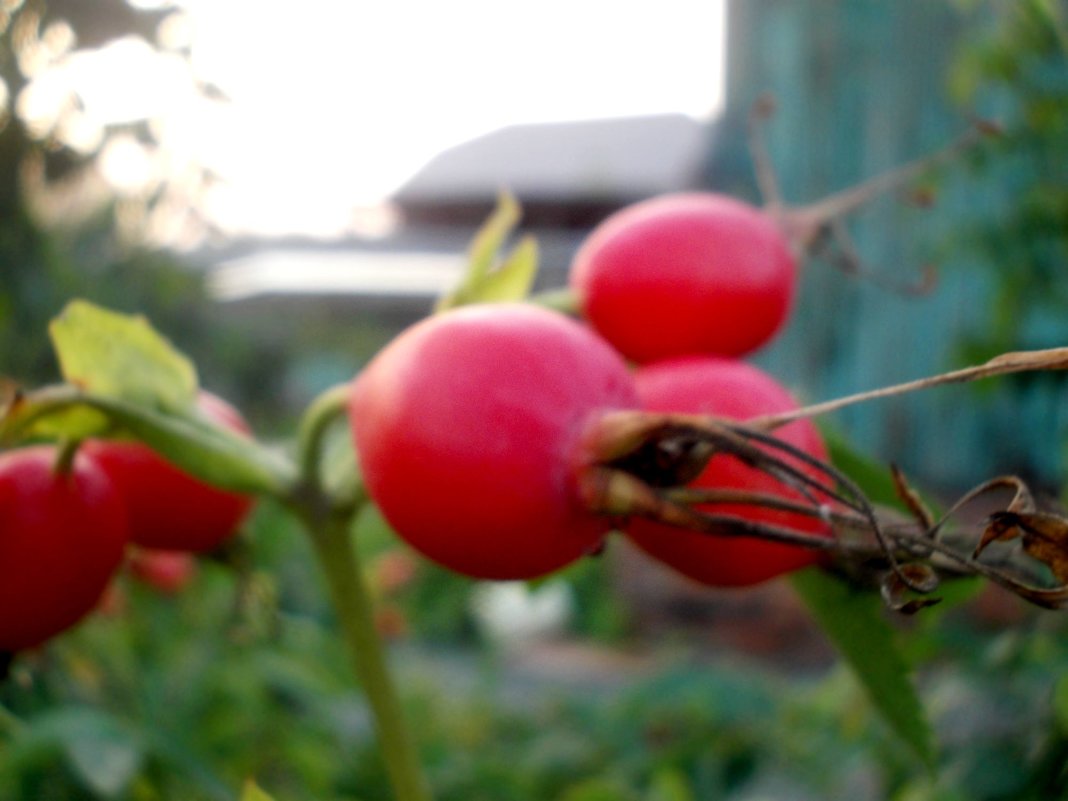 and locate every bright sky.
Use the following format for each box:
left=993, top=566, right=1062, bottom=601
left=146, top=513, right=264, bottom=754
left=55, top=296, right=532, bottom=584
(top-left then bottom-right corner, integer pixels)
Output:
left=29, top=1, right=727, bottom=242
